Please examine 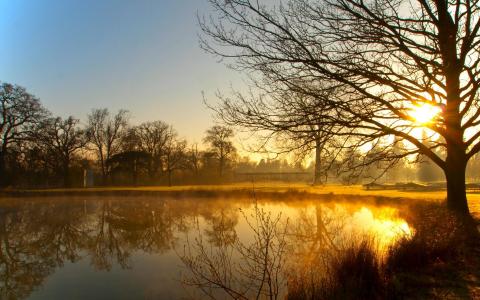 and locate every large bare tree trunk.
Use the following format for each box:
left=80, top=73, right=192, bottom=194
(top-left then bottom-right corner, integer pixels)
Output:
left=437, top=1, right=470, bottom=216
left=443, top=85, right=469, bottom=215
left=445, top=147, right=469, bottom=215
